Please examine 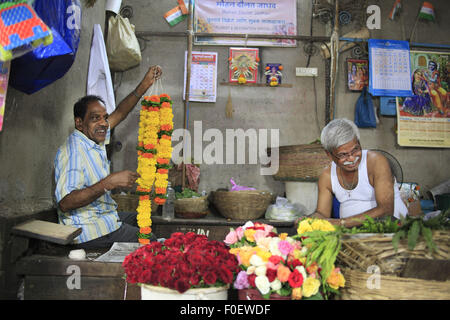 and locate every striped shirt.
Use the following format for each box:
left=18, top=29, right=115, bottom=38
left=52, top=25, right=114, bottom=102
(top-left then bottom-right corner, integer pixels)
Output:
left=54, top=128, right=121, bottom=244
